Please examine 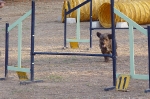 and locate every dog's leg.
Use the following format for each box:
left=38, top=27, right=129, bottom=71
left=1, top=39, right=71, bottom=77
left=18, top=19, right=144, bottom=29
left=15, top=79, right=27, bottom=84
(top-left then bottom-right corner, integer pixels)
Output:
left=104, top=56, right=109, bottom=62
